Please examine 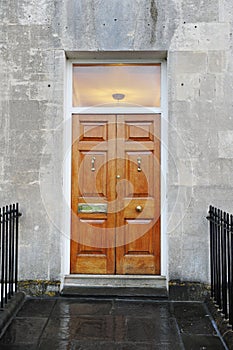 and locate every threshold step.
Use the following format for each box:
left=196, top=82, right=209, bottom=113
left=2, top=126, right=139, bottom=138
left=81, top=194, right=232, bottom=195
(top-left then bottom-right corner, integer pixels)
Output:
left=61, top=275, right=168, bottom=298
